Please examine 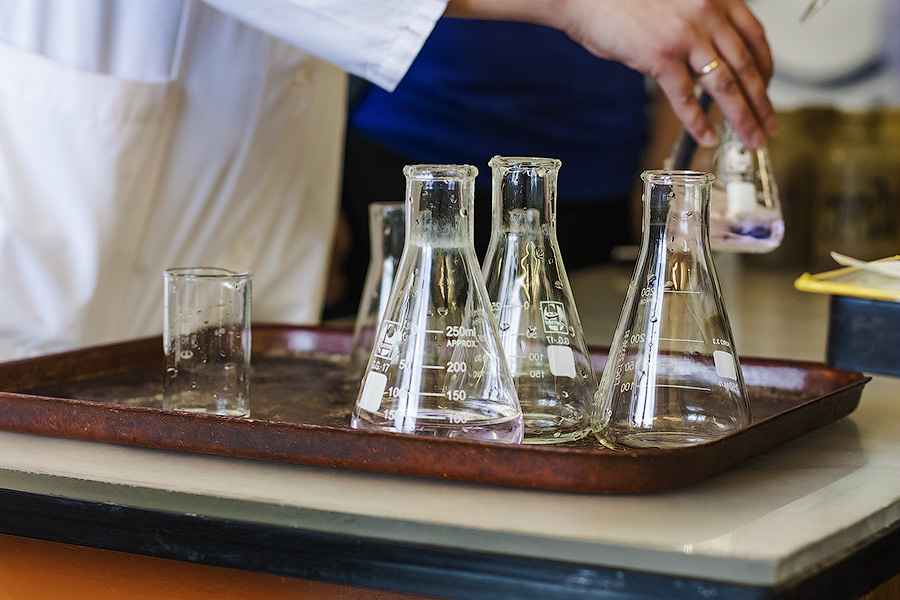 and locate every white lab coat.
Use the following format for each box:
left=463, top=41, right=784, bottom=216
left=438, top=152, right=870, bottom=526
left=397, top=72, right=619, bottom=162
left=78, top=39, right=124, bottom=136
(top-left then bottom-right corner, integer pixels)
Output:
left=0, top=0, right=447, bottom=360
